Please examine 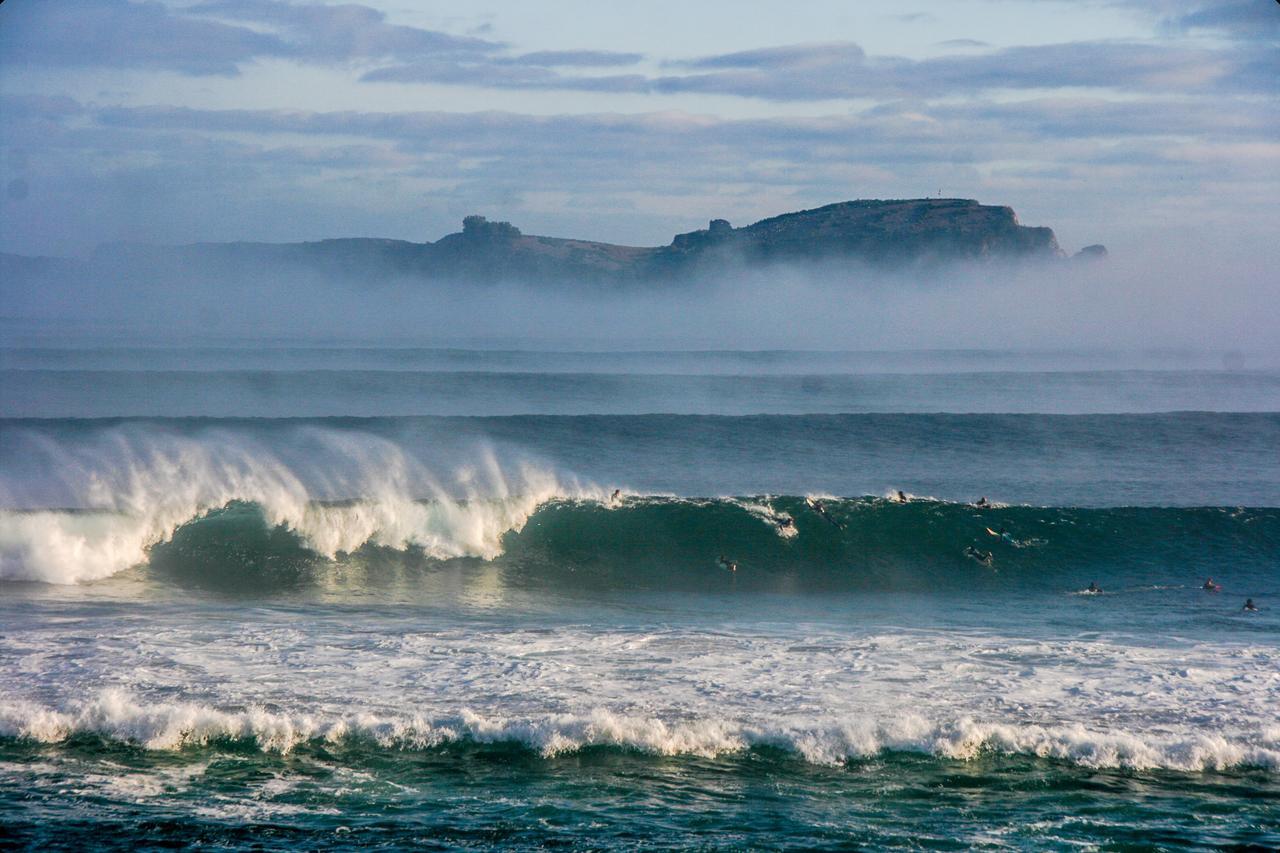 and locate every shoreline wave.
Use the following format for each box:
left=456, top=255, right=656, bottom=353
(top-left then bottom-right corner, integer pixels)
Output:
left=3, top=690, right=1277, bottom=773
